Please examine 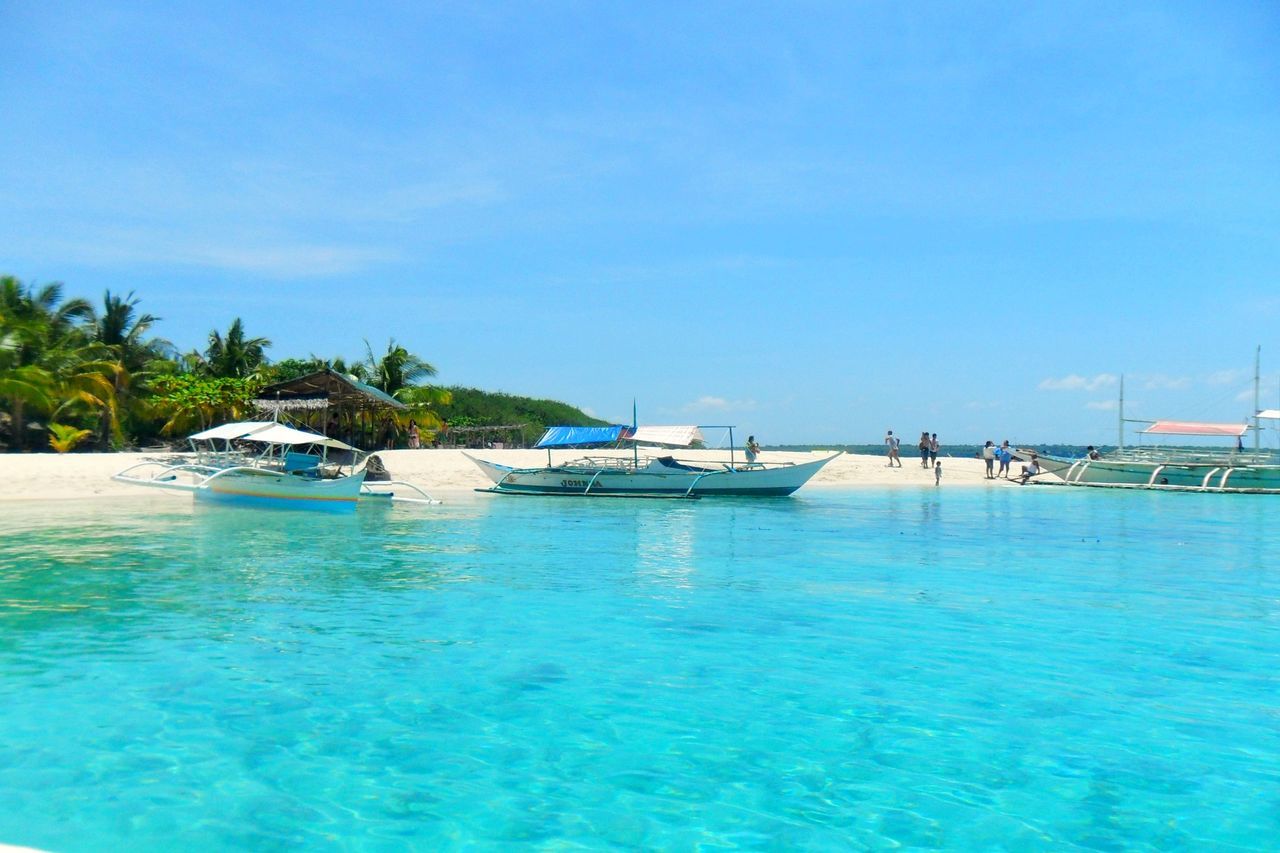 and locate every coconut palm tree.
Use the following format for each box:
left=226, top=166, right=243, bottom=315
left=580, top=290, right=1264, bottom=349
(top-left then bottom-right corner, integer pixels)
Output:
left=89, top=291, right=174, bottom=448
left=198, top=318, right=272, bottom=379
left=361, top=339, right=437, bottom=396
left=359, top=339, right=450, bottom=440
left=93, top=291, right=171, bottom=368
left=0, top=277, right=99, bottom=450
